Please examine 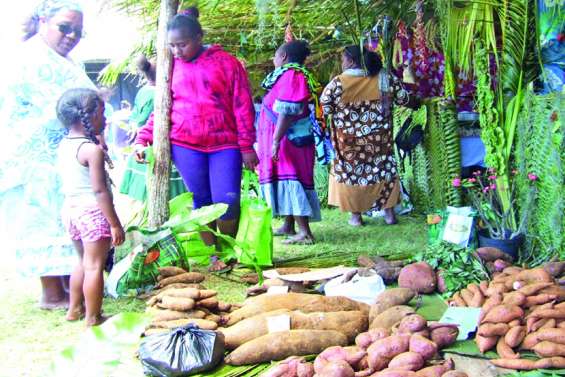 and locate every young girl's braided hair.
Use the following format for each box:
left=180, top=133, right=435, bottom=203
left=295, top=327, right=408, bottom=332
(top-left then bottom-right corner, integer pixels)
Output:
left=56, top=88, right=113, bottom=168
